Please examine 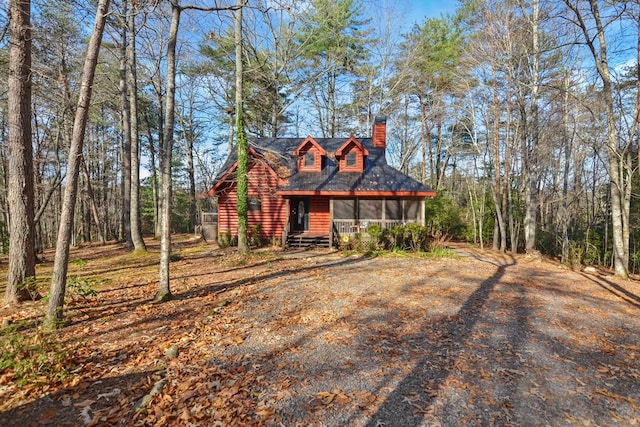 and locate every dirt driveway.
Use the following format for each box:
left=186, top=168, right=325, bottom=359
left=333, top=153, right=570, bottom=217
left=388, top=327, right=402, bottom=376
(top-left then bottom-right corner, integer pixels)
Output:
left=1, top=241, right=639, bottom=426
